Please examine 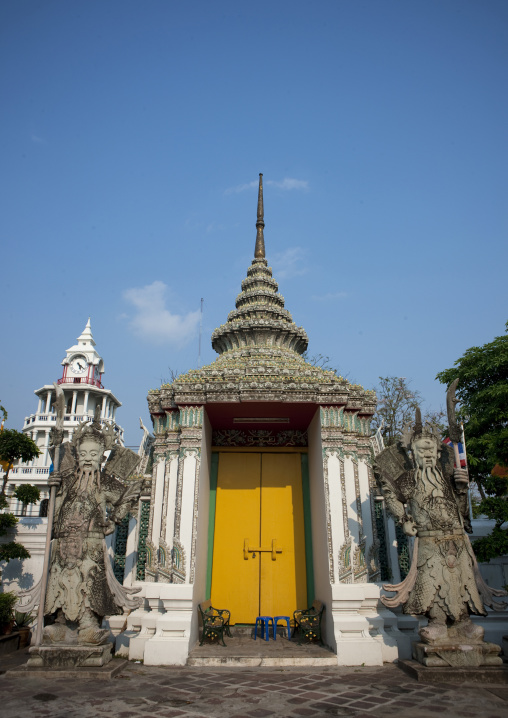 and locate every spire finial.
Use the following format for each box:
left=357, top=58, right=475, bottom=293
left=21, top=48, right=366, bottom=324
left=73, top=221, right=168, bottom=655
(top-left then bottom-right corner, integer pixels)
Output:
left=254, top=173, right=265, bottom=259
